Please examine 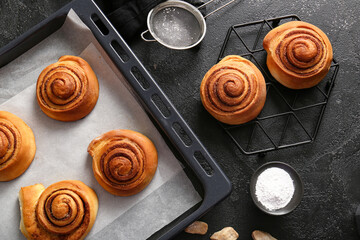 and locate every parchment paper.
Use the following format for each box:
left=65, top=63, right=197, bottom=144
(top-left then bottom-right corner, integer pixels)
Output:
left=0, top=10, right=201, bottom=240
